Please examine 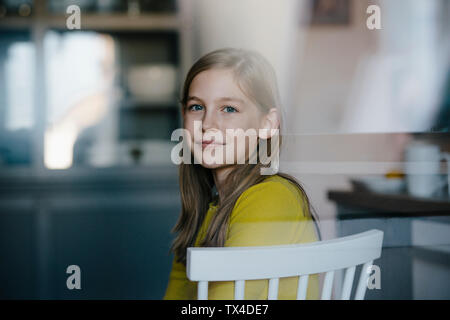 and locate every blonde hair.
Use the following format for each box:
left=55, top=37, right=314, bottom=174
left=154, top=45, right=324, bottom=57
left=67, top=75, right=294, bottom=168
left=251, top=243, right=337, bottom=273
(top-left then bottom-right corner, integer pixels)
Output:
left=170, top=48, right=320, bottom=264
left=180, top=47, right=285, bottom=129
